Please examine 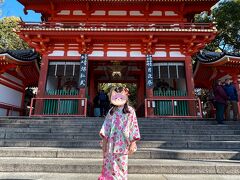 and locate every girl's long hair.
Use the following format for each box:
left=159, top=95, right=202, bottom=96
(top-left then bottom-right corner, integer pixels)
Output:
left=109, top=87, right=130, bottom=115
